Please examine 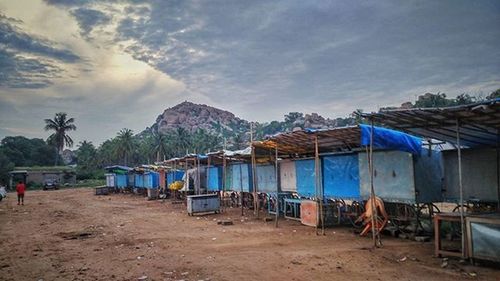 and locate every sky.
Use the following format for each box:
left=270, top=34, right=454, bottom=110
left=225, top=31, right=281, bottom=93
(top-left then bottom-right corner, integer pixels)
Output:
left=0, top=0, right=499, bottom=146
